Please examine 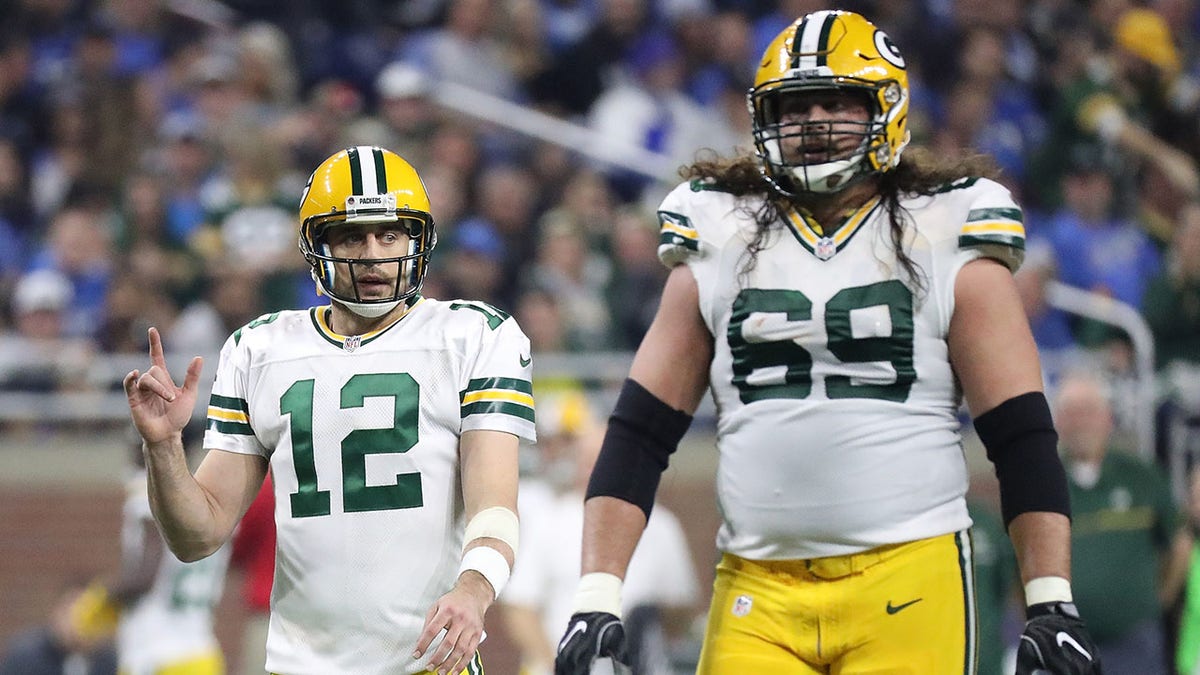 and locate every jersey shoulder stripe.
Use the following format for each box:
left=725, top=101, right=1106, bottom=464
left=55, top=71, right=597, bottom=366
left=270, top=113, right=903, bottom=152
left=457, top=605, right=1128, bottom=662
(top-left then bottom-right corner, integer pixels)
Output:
left=655, top=180, right=747, bottom=268
left=461, top=376, right=535, bottom=423
left=207, top=393, right=252, bottom=435
left=904, top=176, right=1026, bottom=272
